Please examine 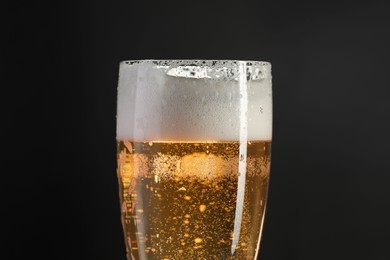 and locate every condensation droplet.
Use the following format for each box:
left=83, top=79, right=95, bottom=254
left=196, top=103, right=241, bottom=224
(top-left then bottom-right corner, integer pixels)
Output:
left=124, top=141, right=133, bottom=153
left=199, top=204, right=207, bottom=212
